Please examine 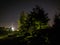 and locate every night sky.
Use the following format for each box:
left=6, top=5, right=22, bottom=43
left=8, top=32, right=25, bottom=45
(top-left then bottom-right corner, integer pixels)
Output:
left=0, top=0, right=60, bottom=29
